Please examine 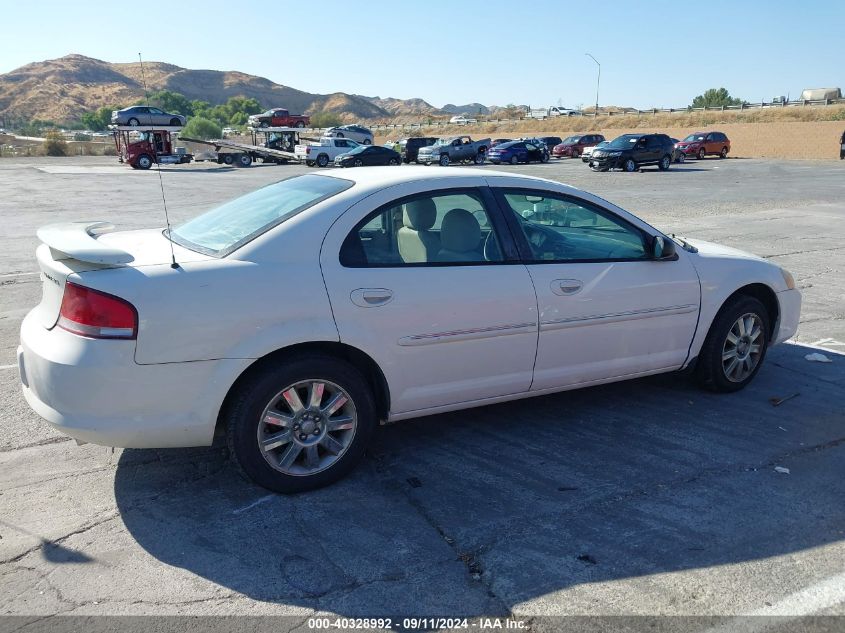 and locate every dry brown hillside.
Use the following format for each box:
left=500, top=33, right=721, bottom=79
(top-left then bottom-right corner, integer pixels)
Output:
left=0, top=54, right=450, bottom=124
